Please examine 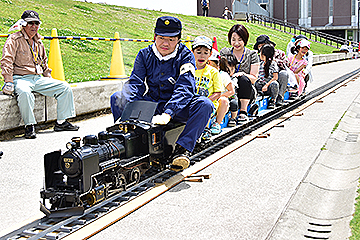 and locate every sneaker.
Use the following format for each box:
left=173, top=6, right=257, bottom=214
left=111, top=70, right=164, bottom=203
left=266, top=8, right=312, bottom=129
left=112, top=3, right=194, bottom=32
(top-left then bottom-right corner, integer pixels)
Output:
left=238, top=112, right=248, bottom=122
left=170, top=144, right=190, bottom=172
left=287, top=86, right=298, bottom=92
left=299, top=91, right=307, bottom=97
left=227, top=118, right=237, bottom=127
left=54, top=120, right=80, bottom=132
left=276, top=101, right=284, bottom=107
left=210, top=122, right=221, bottom=135
left=24, top=125, right=36, bottom=139
left=288, top=92, right=298, bottom=100
left=275, top=96, right=284, bottom=107
left=248, top=104, right=259, bottom=116
left=267, top=100, right=275, bottom=109
left=200, top=128, right=212, bottom=140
